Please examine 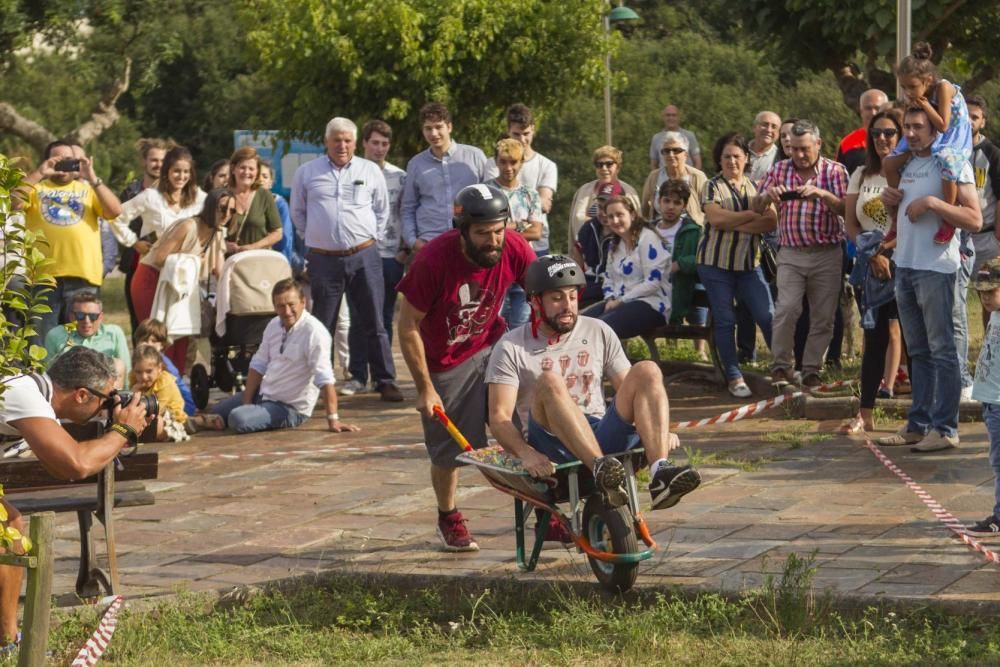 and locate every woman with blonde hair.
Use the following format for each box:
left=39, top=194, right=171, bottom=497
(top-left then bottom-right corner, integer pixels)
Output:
left=566, top=145, right=641, bottom=250
left=225, top=146, right=283, bottom=254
